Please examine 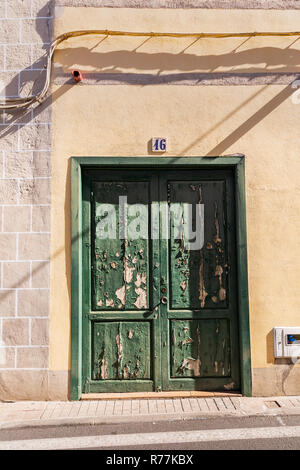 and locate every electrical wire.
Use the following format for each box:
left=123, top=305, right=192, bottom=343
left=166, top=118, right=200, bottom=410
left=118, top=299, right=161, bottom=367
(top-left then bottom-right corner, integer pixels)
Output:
left=1, top=28, right=300, bottom=110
